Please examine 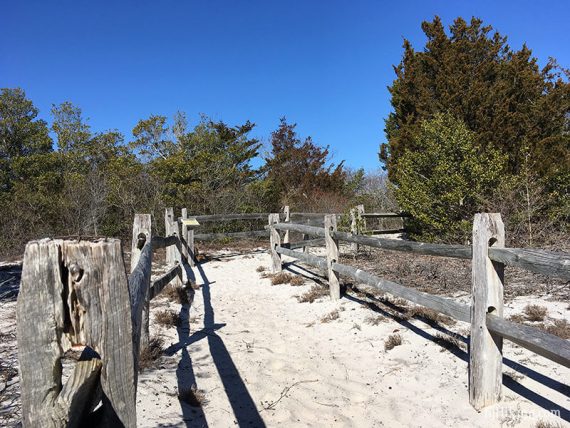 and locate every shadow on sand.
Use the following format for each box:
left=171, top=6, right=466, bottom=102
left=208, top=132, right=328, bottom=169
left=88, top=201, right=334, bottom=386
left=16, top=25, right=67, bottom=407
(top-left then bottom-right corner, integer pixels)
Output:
left=162, top=261, right=265, bottom=427
left=287, top=260, right=569, bottom=423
